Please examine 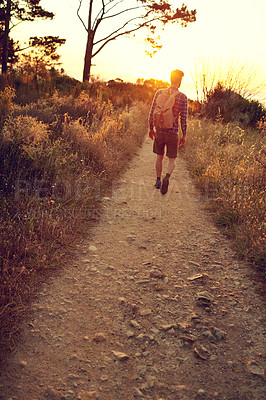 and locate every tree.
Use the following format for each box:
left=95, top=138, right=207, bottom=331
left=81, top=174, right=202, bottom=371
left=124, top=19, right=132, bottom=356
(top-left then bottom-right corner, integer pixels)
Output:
left=18, top=36, right=66, bottom=86
left=0, top=0, right=54, bottom=74
left=77, top=0, right=196, bottom=82
left=0, top=26, right=20, bottom=68
left=27, top=36, right=66, bottom=67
